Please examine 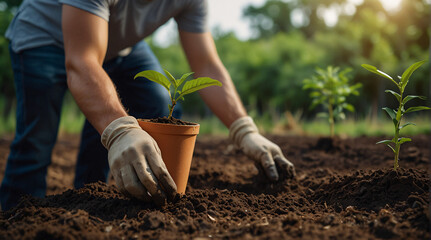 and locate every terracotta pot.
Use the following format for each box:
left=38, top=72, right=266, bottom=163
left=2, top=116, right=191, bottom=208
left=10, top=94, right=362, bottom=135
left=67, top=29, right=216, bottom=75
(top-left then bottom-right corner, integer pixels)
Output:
left=137, top=119, right=200, bottom=194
